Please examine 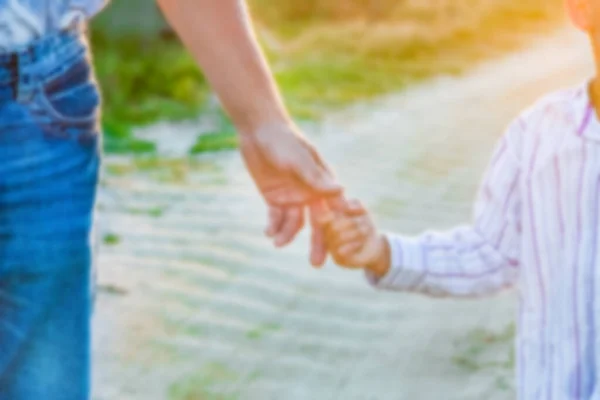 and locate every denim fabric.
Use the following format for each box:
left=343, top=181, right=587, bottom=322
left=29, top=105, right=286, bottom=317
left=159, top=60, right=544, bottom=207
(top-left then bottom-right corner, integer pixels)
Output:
left=0, top=28, right=101, bottom=400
